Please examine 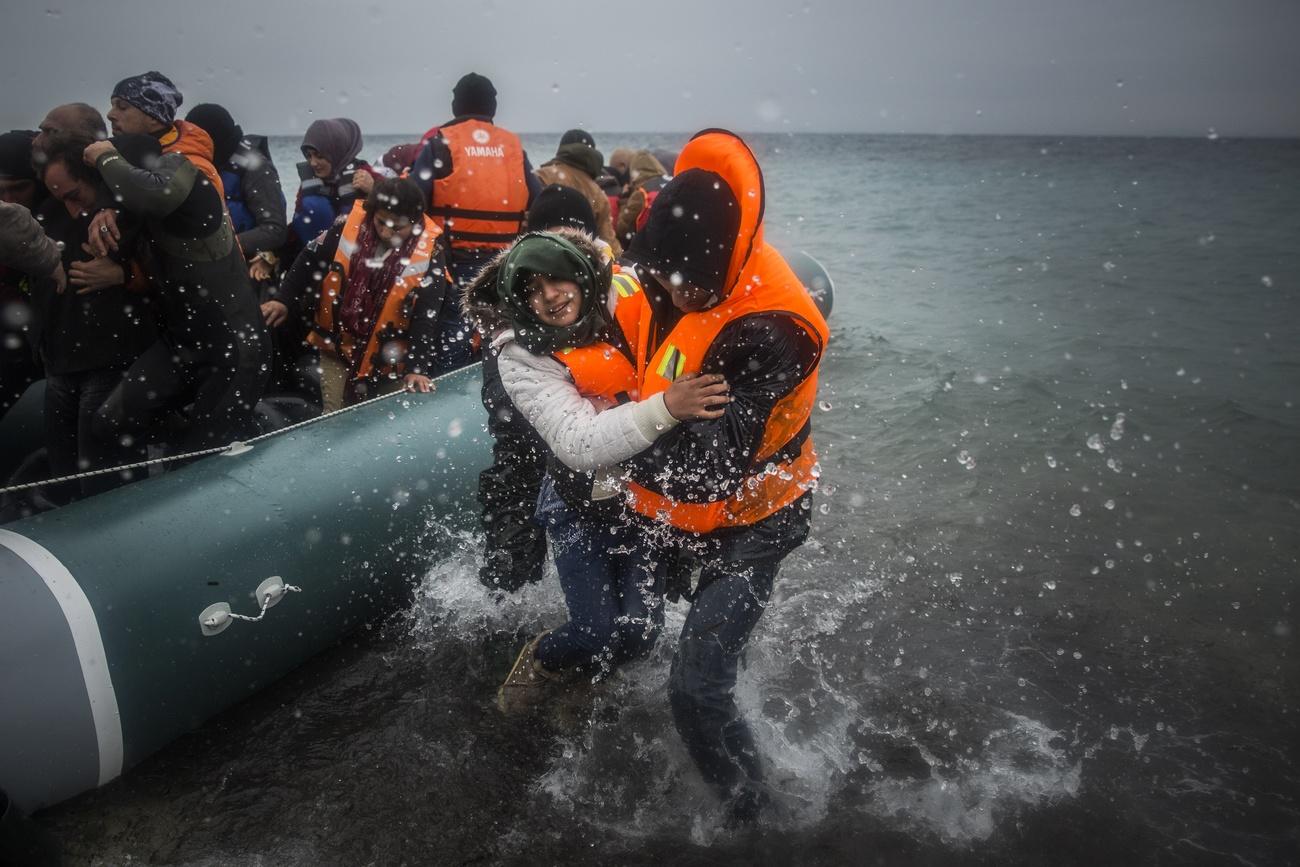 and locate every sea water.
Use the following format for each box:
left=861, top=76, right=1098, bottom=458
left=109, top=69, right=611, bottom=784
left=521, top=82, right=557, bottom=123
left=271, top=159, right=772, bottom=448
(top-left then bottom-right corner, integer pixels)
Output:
left=44, top=133, right=1299, bottom=864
